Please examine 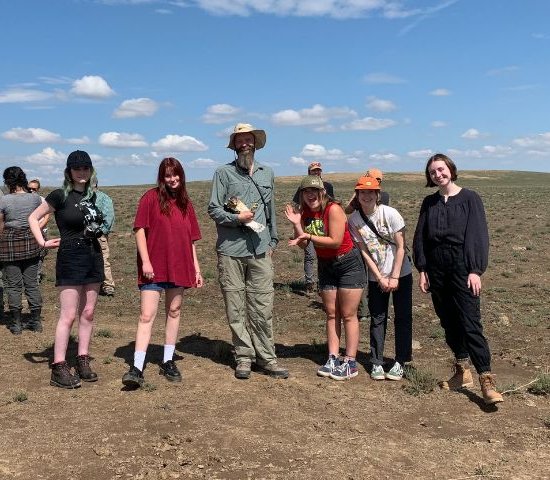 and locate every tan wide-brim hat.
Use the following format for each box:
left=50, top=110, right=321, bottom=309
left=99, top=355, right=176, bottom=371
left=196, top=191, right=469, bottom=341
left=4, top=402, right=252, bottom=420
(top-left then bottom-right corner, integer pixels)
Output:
left=227, top=123, right=267, bottom=150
